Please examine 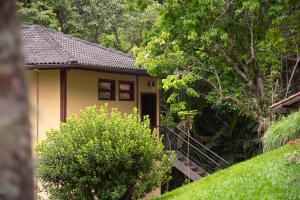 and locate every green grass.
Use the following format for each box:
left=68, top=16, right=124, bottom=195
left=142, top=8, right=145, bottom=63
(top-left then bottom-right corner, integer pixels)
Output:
left=156, top=145, right=300, bottom=200
left=263, top=111, right=300, bottom=152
